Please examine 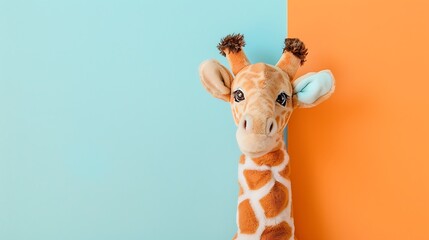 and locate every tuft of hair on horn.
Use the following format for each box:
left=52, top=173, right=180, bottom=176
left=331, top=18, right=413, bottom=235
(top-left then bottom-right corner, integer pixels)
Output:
left=217, top=33, right=246, bottom=56
left=283, top=38, right=308, bottom=65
